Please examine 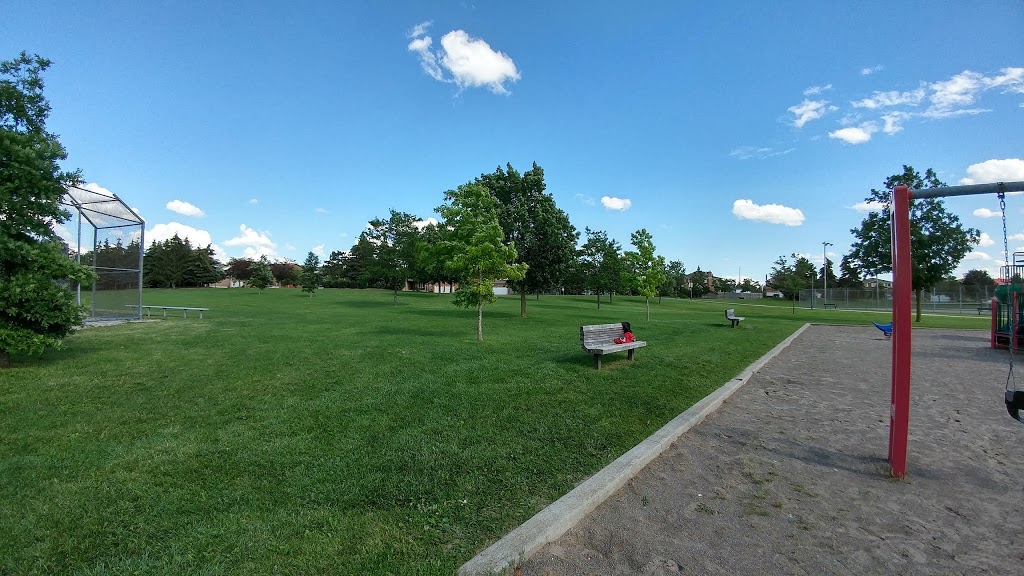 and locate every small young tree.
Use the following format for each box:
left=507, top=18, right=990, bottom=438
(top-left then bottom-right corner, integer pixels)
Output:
left=248, top=256, right=274, bottom=292
left=436, top=183, right=526, bottom=341
left=624, top=228, right=667, bottom=320
left=301, top=251, right=320, bottom=296
left=1, top=52, right=95, bottom=367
